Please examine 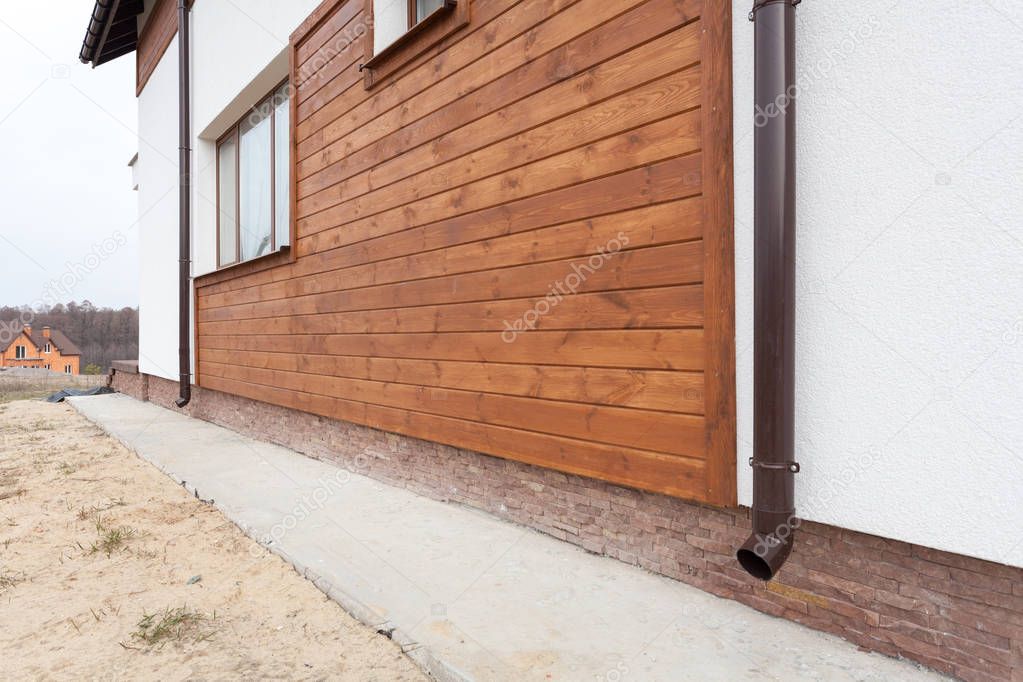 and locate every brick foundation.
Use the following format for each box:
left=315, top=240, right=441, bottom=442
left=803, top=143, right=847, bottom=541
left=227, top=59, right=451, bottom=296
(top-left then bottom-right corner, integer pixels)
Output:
left=110, top=370, right=1023, bottom=681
